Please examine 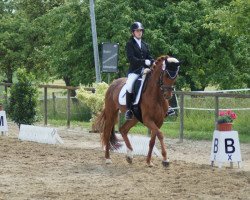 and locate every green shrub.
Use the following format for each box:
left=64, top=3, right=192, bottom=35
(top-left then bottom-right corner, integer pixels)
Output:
left=76, top=82, right=109, bottom=120
left=7, top=68, right=39, bottom=127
